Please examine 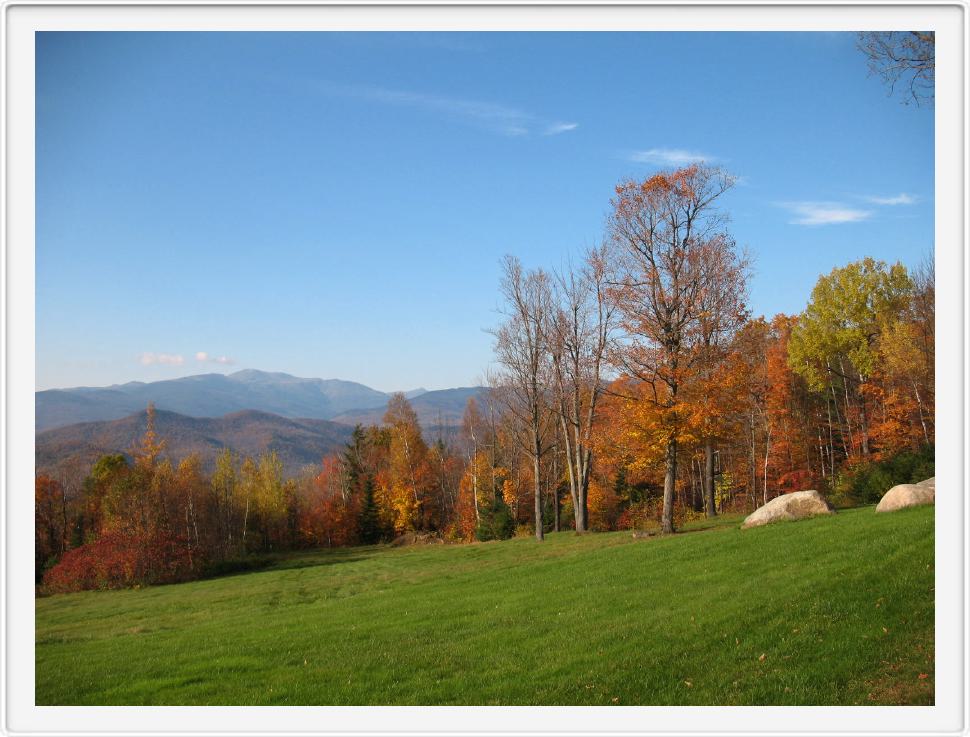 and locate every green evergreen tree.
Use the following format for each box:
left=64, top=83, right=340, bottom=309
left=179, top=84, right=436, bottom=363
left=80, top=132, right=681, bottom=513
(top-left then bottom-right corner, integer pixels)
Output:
left=358, top=476, right=382, bottom=544
left=342, top=425, right=367, bottom=496
left=475, top=497, right=515, bottom=541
